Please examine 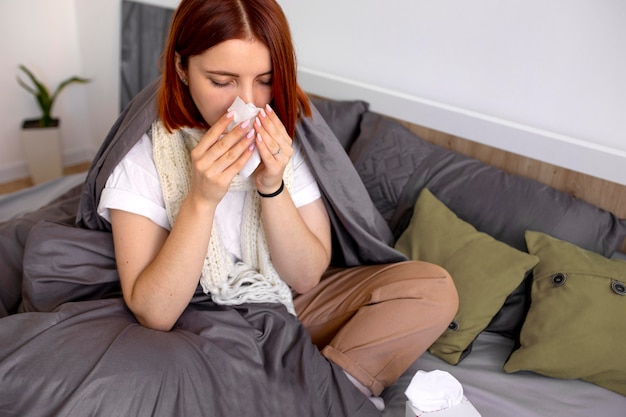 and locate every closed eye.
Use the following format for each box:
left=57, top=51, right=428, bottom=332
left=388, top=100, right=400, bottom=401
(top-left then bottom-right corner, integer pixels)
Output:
left=210, top=79, right=231, bottom=88
left=257, top=76, right=273, bottom=86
